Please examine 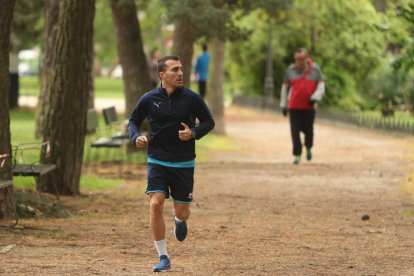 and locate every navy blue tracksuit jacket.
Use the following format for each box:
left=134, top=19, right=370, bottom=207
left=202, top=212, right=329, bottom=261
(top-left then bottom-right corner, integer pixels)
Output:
left=128, top=87, right=215, bottom=162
